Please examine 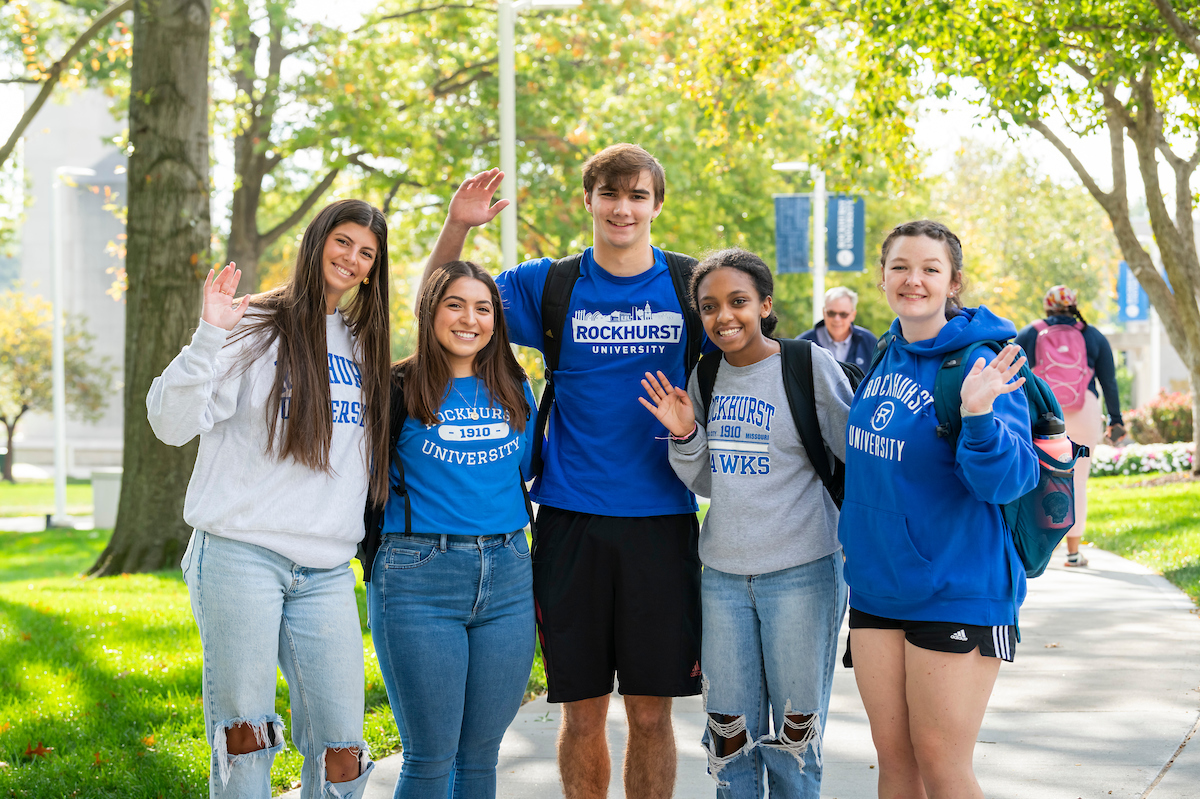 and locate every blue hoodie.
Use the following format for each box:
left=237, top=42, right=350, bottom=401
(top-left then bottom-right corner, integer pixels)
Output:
left=838, top=307, right=1040, bottom=627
